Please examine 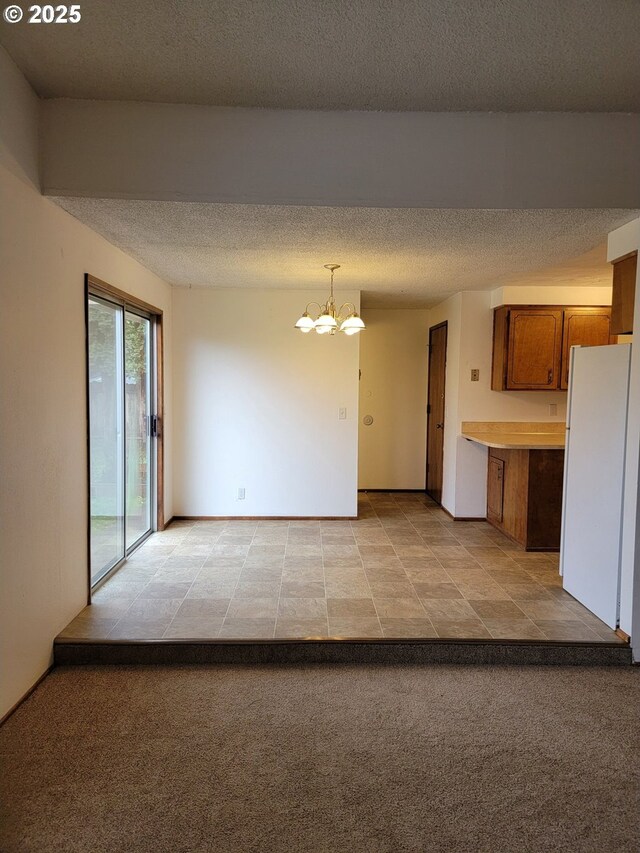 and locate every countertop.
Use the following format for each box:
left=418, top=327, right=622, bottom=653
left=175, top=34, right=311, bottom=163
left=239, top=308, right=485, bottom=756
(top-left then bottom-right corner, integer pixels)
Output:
left=460, top=421, right=566, bottom=450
